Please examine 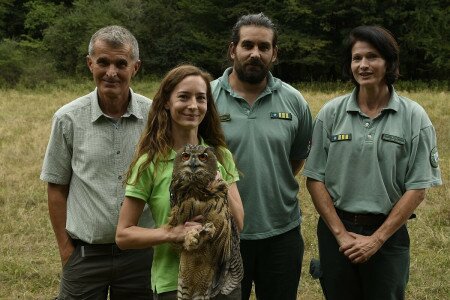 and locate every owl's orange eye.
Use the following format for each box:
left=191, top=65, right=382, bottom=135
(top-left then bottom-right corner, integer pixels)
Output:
left=181, top=152, right=190, bottom=161
left=198, top=152, right=208, bottom=162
